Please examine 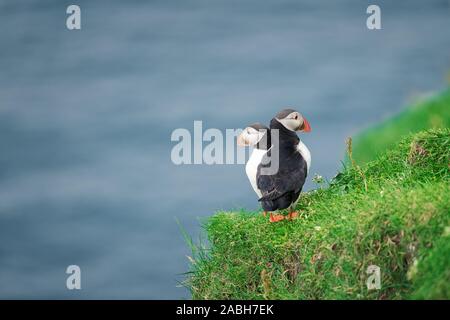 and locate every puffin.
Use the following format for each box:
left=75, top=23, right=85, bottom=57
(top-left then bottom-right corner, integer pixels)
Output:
left=257, top=109, right=311, bottom=222
left=237, top=123, right=271, bottom=200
